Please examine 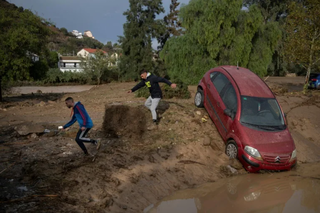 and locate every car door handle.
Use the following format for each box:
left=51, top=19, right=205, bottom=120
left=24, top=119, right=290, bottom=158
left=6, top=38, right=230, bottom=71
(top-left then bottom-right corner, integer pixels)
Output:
left=217, top=102, right=220, bottom=108
left=207, top=84, right=210, bottom=89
